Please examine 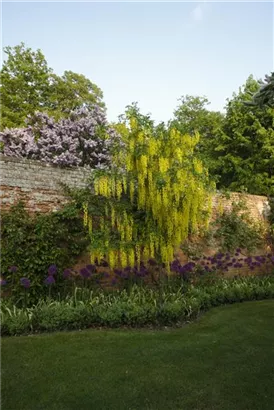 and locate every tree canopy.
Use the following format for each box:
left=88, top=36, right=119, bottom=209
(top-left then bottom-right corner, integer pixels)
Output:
left=212, top=75, right=274, bottom=195
left=245, top=72, right=274, bottom=108
left=171, top=95, right=224, bottom=174
left=0, top=43, right=104, bottom=129
left=171, top=77, right=274, bottom=196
